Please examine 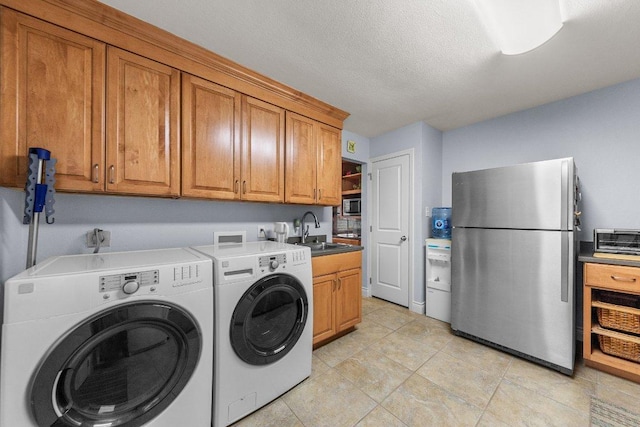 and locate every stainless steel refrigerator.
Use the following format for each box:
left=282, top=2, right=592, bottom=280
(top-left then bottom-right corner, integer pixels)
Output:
left=451, top=157, right=580, bottom=375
